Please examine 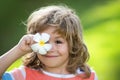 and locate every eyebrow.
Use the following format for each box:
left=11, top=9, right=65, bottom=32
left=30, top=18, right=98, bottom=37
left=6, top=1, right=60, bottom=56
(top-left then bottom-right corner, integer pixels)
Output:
left=52, top=31, right=65, bottom=39
left=54, top=35, right=64, bottom=39
left=55, top=36, right=62, bottom=38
